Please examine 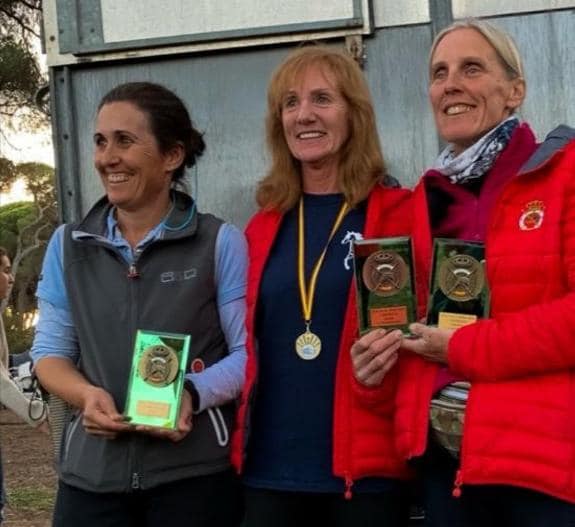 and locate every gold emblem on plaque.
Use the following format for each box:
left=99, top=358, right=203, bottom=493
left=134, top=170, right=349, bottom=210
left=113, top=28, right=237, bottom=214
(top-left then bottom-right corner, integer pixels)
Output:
left=138, top=344, right=180, bottom=387
left=362, top=250, right=408, bottom=297
left=295, top=331, right=322, bottom=360
left=438, top=254, right=484, bottom=302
